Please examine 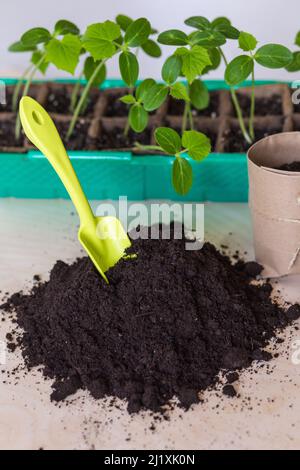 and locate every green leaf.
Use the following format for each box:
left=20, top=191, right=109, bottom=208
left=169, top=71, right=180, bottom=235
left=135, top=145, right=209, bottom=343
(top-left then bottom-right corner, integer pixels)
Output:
left=136, top=78, right=156, bottom=102
left=82, top=21, right=121, bottom=60
left=54, top=20, right=80, bottom=36
left=21, top=27, right=51, bottom=46
left=120, top=94, right=136, bottom=104
left=225, top=55, right=254, bottom=86
left=202, top=48, right=221, bottom=74
left=175, top=45, right=212, bottom=83
left=172, top=157, right=193, bottom=195
left=143, top=83, right=169, bottom=111
left=184, top=16, right=211, bottom=31
left=124, top=18, right=151, bottom=47
left=119, top=51, right=139, bottom=87
left=211, top=17, right=231, bottom=28
left=239, top=32, right=258, bottom=51
left=188, top=30, right=226, bottom=48
left=162, top=55, right=182, bottom=84
left=285, top=51, right=300, bottom=72
left=295, top=31, right=300, bottom=47
left=84, top=57, right=106, bottom=87
left=182, top=130, right=211, bottom=161
left=141, top=39, right=162, bottom=57
left=158, top=30, right=188, bottom=46
left=129, top=105, right=148, bottom=133
left=155, top=127, right=182, bottom=154
left=212, top=18, right=240, bottom=39
left=45, top=34, right=81, bottom=74
left=8, top=41, right=36, bottom=52
left=31, top=51, right=48, bottom=74
left=116, top=14, right=133, bottom=32
left=170, top=82, right=190, bottom=102
left=254, top=44, right=293, bottom=69
left=189, top=80, right=209, bottom=110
